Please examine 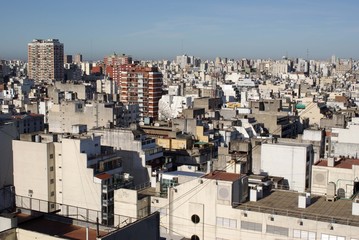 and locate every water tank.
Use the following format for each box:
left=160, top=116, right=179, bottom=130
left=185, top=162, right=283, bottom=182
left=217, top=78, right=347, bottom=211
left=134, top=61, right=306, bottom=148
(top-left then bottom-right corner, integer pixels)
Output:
left=35, top=135, right=41, bottom=143
left=326, top=182, right=336, bottom=201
